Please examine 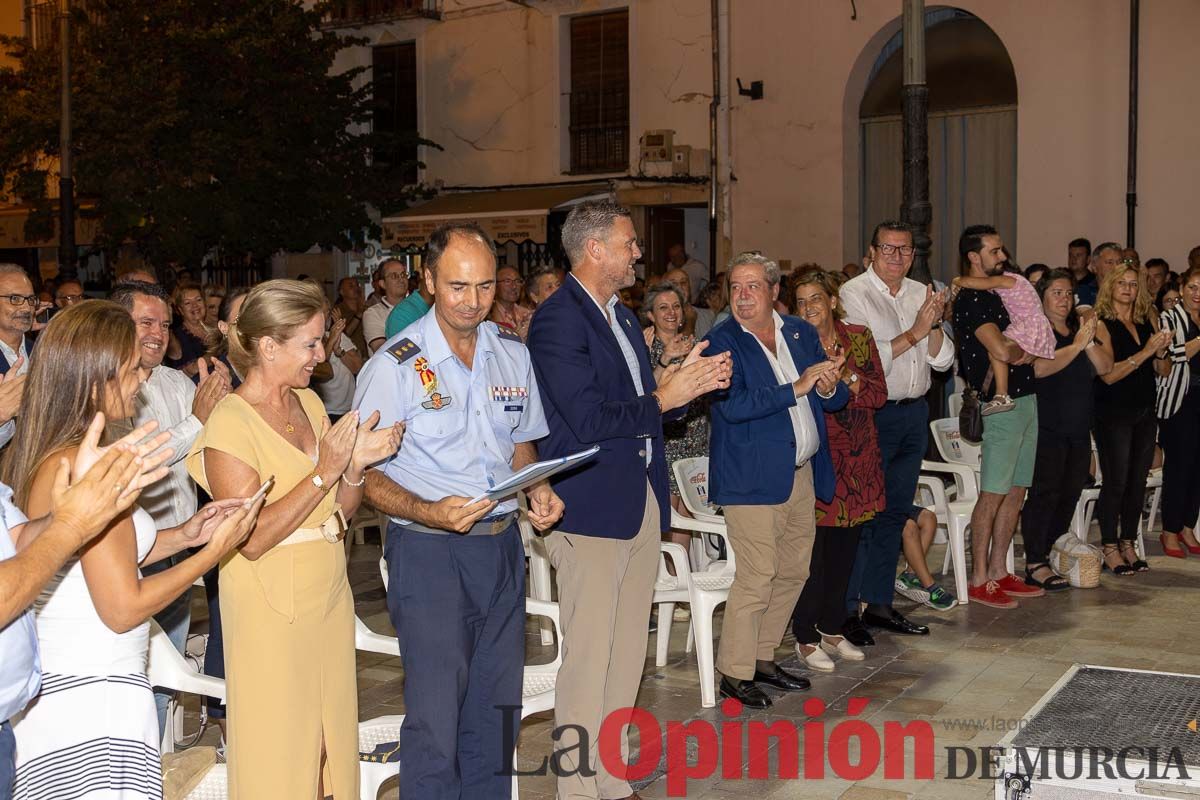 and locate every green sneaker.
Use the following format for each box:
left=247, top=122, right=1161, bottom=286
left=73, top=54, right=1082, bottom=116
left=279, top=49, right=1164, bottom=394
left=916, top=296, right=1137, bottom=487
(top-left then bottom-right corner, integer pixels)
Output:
left=893, top=571, right=929, bottom=605
left=925, top=583, right=957, bottom=611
